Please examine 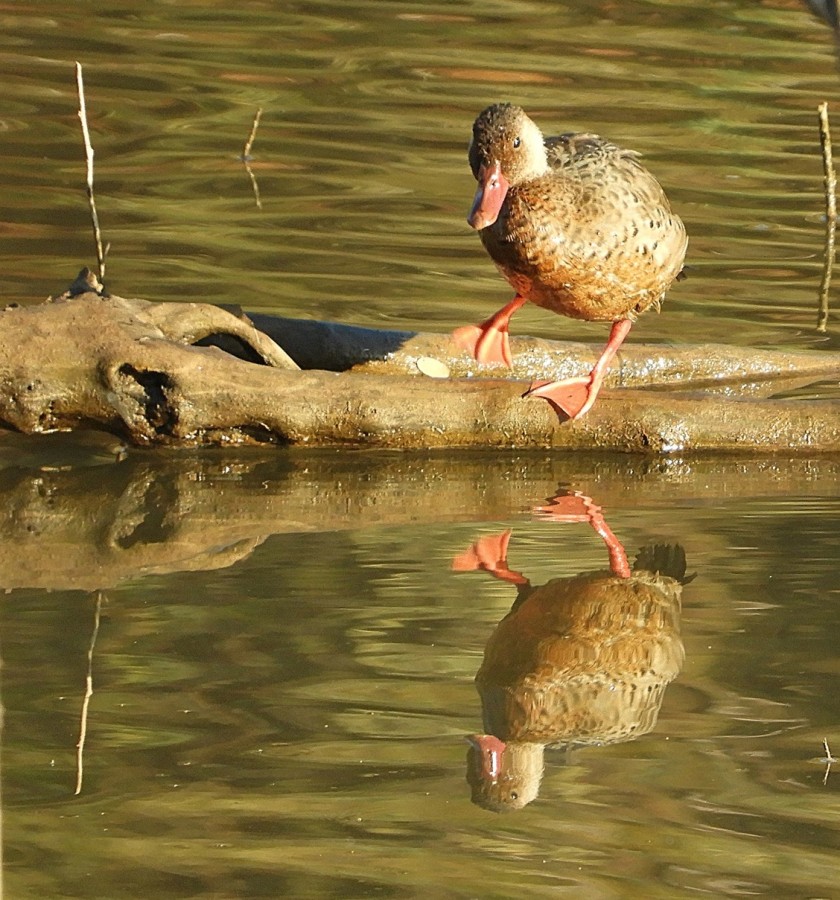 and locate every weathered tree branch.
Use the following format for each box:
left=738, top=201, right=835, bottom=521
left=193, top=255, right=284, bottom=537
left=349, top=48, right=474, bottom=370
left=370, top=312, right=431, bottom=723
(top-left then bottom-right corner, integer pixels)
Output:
left=2, top=271, right=840, bottom=453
